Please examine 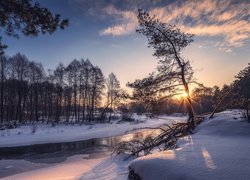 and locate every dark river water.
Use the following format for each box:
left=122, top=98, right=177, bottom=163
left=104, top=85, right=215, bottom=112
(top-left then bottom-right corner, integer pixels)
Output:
left=0, top=127, right=163, bottom=178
